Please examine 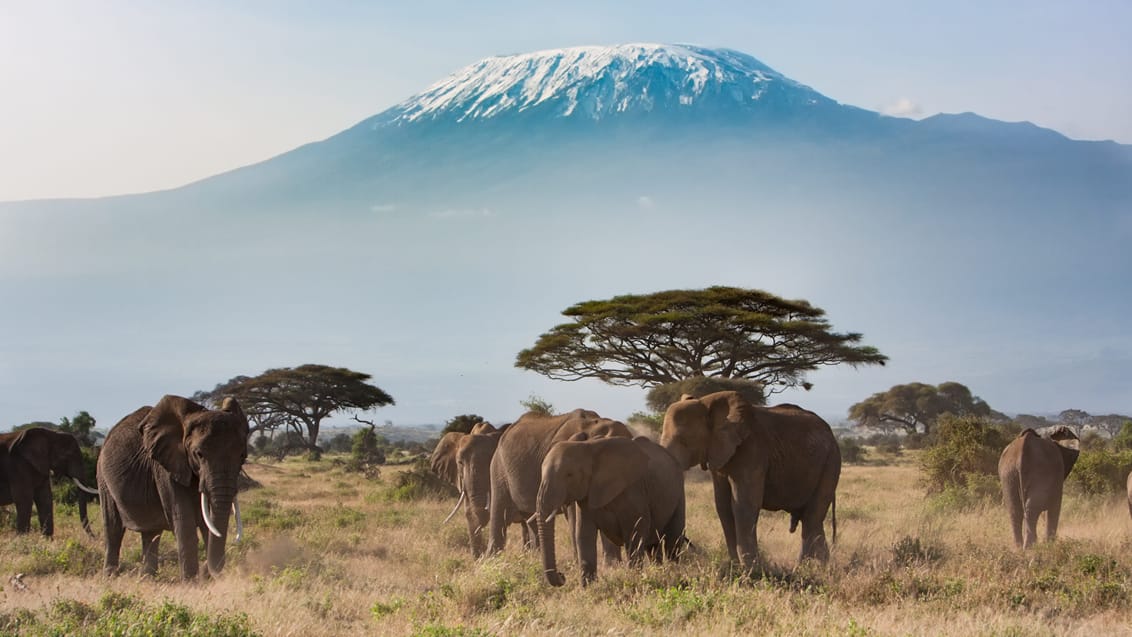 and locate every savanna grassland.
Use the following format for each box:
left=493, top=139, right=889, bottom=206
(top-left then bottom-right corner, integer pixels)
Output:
left=2, top=449, right=1131, bottom=637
